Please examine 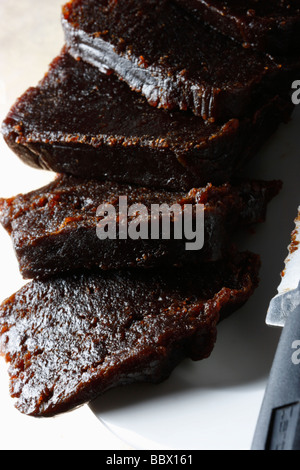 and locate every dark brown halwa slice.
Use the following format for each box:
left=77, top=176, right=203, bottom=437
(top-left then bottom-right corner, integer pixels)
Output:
left=62, top=0, right=287, bottom=121
left=175, top=0, right=300, bottom=55
left=0, top=252, right=260, bottom=417
left=0, top=175, right=280, bottom=279
left=1, top=50, right=293, bottom=191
